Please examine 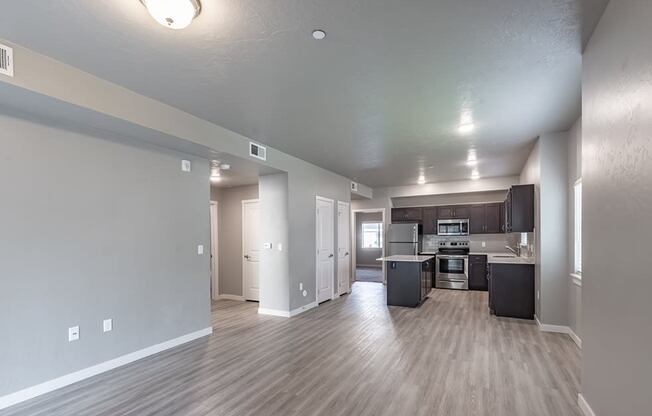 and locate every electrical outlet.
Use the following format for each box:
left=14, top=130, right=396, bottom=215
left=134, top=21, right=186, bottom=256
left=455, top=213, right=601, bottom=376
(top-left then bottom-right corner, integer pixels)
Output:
left=197, top=245, right=204, bottom=255
left=103, top=319, right=113, bottom=333
left=68, top=326, right=80, bottom=342
left=481, top=241, right=486, bottom=248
